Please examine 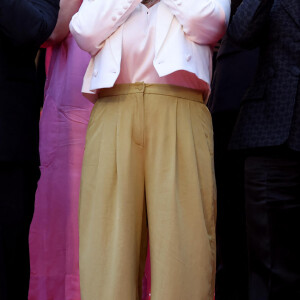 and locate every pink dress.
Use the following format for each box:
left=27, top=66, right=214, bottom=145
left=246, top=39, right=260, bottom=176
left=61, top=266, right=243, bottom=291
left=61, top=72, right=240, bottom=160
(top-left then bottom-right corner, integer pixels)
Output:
left=28, top=34, right=93, bottom=300
left=28, top=34, right=152, bottom=300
